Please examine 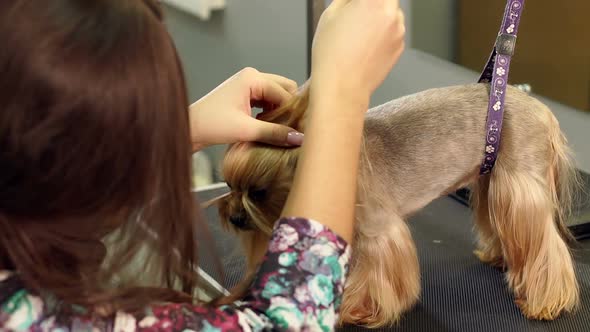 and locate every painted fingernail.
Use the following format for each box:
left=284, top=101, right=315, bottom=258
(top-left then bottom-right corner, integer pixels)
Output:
left=287, top=131, right=304, bottom=146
